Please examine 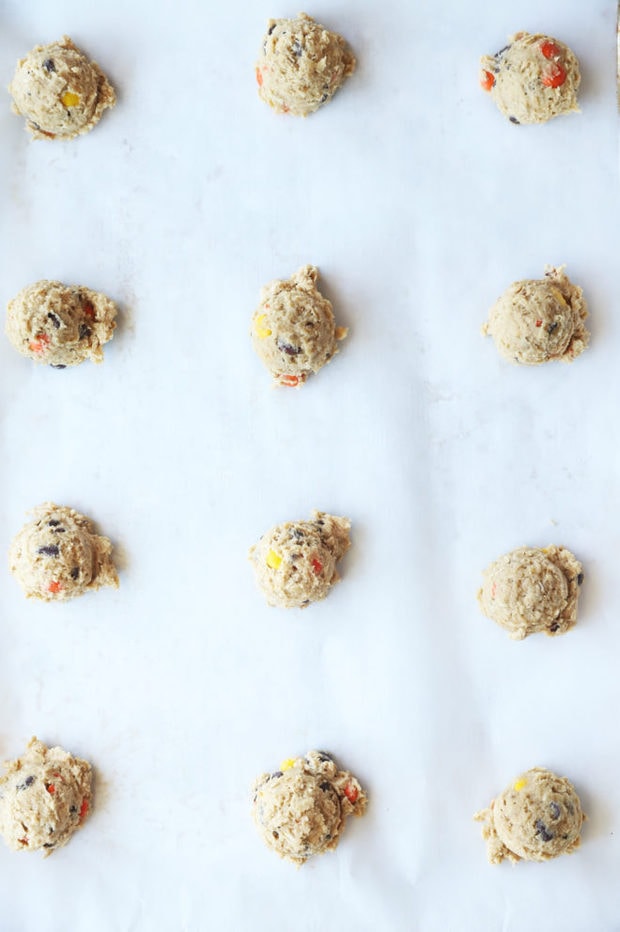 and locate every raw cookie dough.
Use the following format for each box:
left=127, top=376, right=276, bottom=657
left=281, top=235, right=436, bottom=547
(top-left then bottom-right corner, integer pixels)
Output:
left=6, top=280, right=117, bottom=368
left=9, top=35, right=116, bottom=140
left=477, top=545, right=583, bottom=640
left=252, top=265, right=347, bottom=387
left=9, top=502, right=119, bottom=602
left=256, top=12, right=356, bottom=116
left=0, top=737, right=92, bottom=855
left=252, top=750, right=367, bottom=864
left=482, top=266, right=589, bottom=365
left=480, top=32, right=580, bottom=124
left=249, top=511, right=350, bottom=608
left=474, top=767, right=584, bottom=864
